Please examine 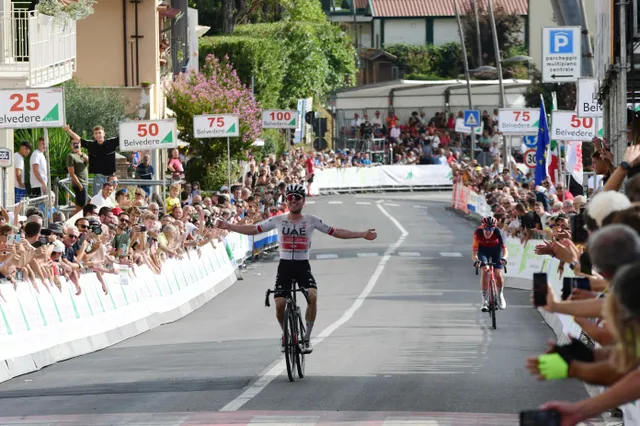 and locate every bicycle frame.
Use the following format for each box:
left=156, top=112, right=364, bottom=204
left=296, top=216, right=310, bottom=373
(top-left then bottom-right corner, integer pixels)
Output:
left=475, top=259, right=508, bottom=330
